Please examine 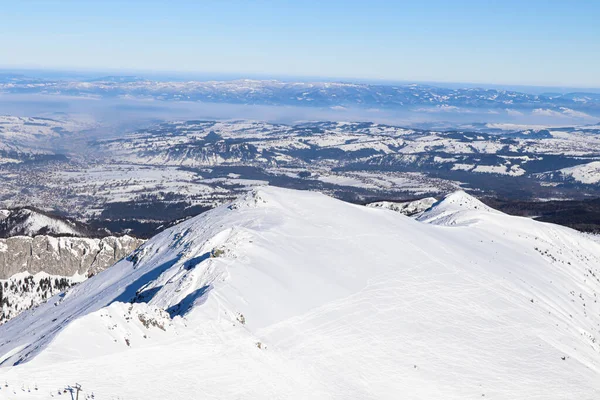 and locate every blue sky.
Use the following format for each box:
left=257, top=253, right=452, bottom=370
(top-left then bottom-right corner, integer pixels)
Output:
left=1, top=0, right=599, bottom=87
